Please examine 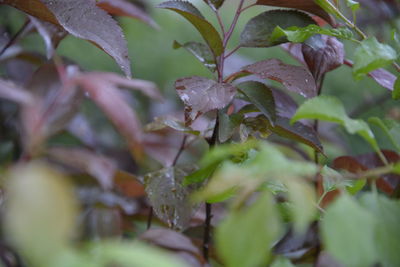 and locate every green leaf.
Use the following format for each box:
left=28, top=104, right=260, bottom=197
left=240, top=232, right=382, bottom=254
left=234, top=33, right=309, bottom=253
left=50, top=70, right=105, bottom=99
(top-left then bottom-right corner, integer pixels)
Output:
left=368, top=117, right=400, bottom=152
left=286, top=180, right=316, bottom=233
left=218, top=112, right=244, bottom=143
left=4, top=162, right=78, bottom=267
left=321, top=194, right=378, bottom=267
left=144, top=165, right=200, bottom=230
left=271, top=25, right=354, bottom=43
left=359, top=193, right=400, bottom=267
left=345, top=0, right=360, bottom=12
left=291, top=95, right=380, bottom=153
left=237, top=81, right=276, bottom=124
left=270, top=257, right=295, bottom=267
left=216, top=192, right=282, bottom=267
left=353, top=37, right=397, bottom=80
left=89, top=241, right=188, bottom=267
left=158, top=1, right=223, bottom=56
left=314, top=0, right=342, bottom=18
left=173, top=40, right=216, bottom=72
left=393, top=76, right=400, bottom=100
left=240, top=9, right=315, bottom=47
